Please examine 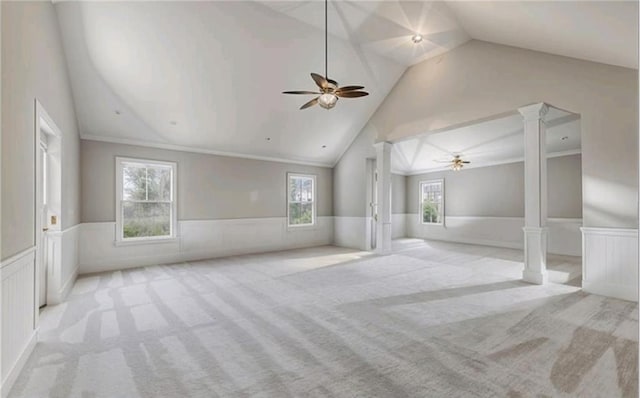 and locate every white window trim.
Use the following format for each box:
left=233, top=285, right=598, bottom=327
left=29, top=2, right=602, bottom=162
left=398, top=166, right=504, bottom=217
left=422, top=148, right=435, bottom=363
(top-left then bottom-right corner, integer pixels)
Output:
left=287, top=172, right=317, bottom=229
left=419, top=179, right=445, bottom=226
left=115, top=157, right=178, bottom=245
